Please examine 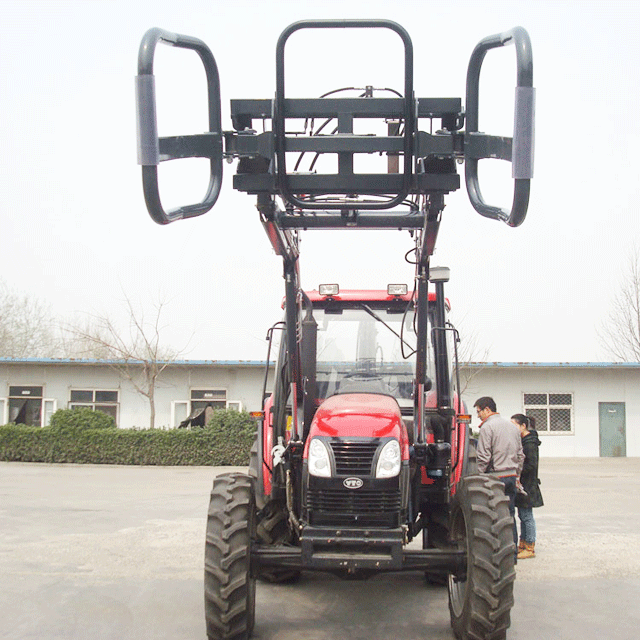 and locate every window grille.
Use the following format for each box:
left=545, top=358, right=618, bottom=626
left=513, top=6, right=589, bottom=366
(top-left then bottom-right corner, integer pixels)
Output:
left=523, top=392, right=573, bottom=434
